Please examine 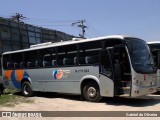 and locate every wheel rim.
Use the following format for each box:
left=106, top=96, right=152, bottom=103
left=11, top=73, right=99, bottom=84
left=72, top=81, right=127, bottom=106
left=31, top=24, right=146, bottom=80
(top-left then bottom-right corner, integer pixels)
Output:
left=87, top=87, right=97, bottom=98
left=23, top=85, right=30, bottom=95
